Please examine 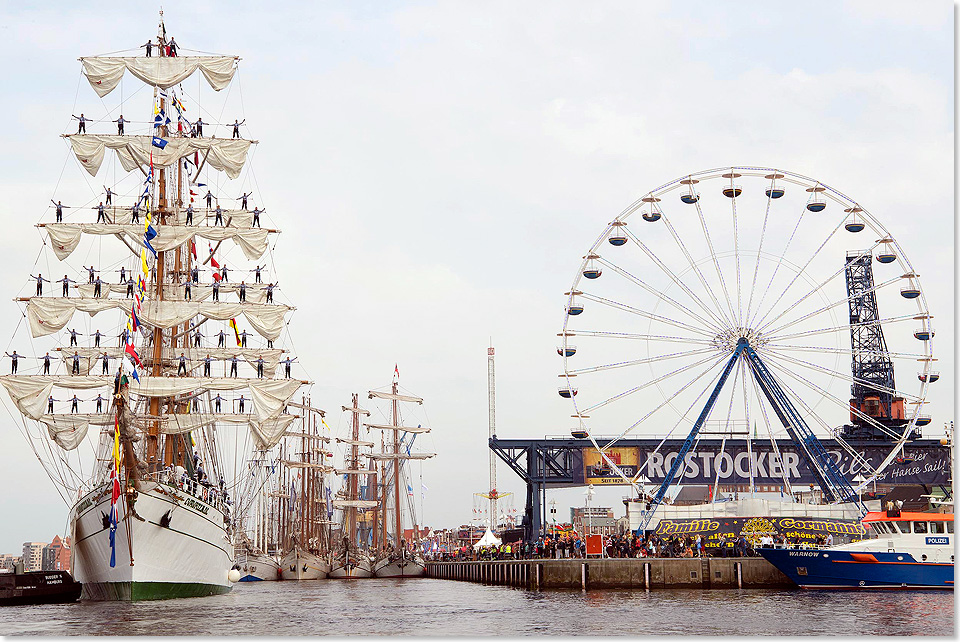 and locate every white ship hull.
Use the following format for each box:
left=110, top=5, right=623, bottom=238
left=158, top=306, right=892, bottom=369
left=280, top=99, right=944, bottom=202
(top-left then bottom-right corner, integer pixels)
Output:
left=373, top=554, right=426, bottom=578
left=70, top=480, right=234, bottom=600
left=235, top=551, right=281, bottom=582
left=328, top=554, right=374, bottom=578
left=279, top=547, right=329, bottom=580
